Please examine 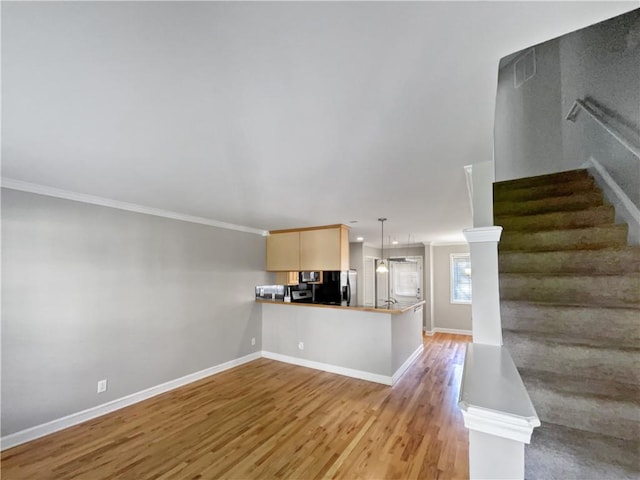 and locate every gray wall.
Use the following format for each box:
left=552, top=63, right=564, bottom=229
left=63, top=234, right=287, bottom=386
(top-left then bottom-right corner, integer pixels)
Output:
left=433, top=244, right=472, bottom=332
left=1, top=189, right=270, bottom=436
left=495, top=40, right=564, bottom=180
left=560, top=10, right=640, bottom=207
left=495, top=10, right=640, bottom=190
